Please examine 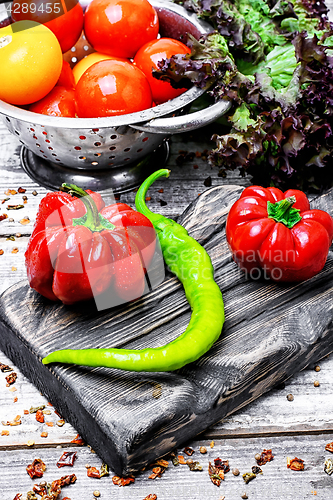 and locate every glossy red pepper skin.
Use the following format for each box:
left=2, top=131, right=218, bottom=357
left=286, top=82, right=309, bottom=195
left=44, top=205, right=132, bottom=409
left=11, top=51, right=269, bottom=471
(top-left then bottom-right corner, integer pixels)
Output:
left=226, top=185, right=333, bottom=282
left=25, top=190, right=156, bottom=305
